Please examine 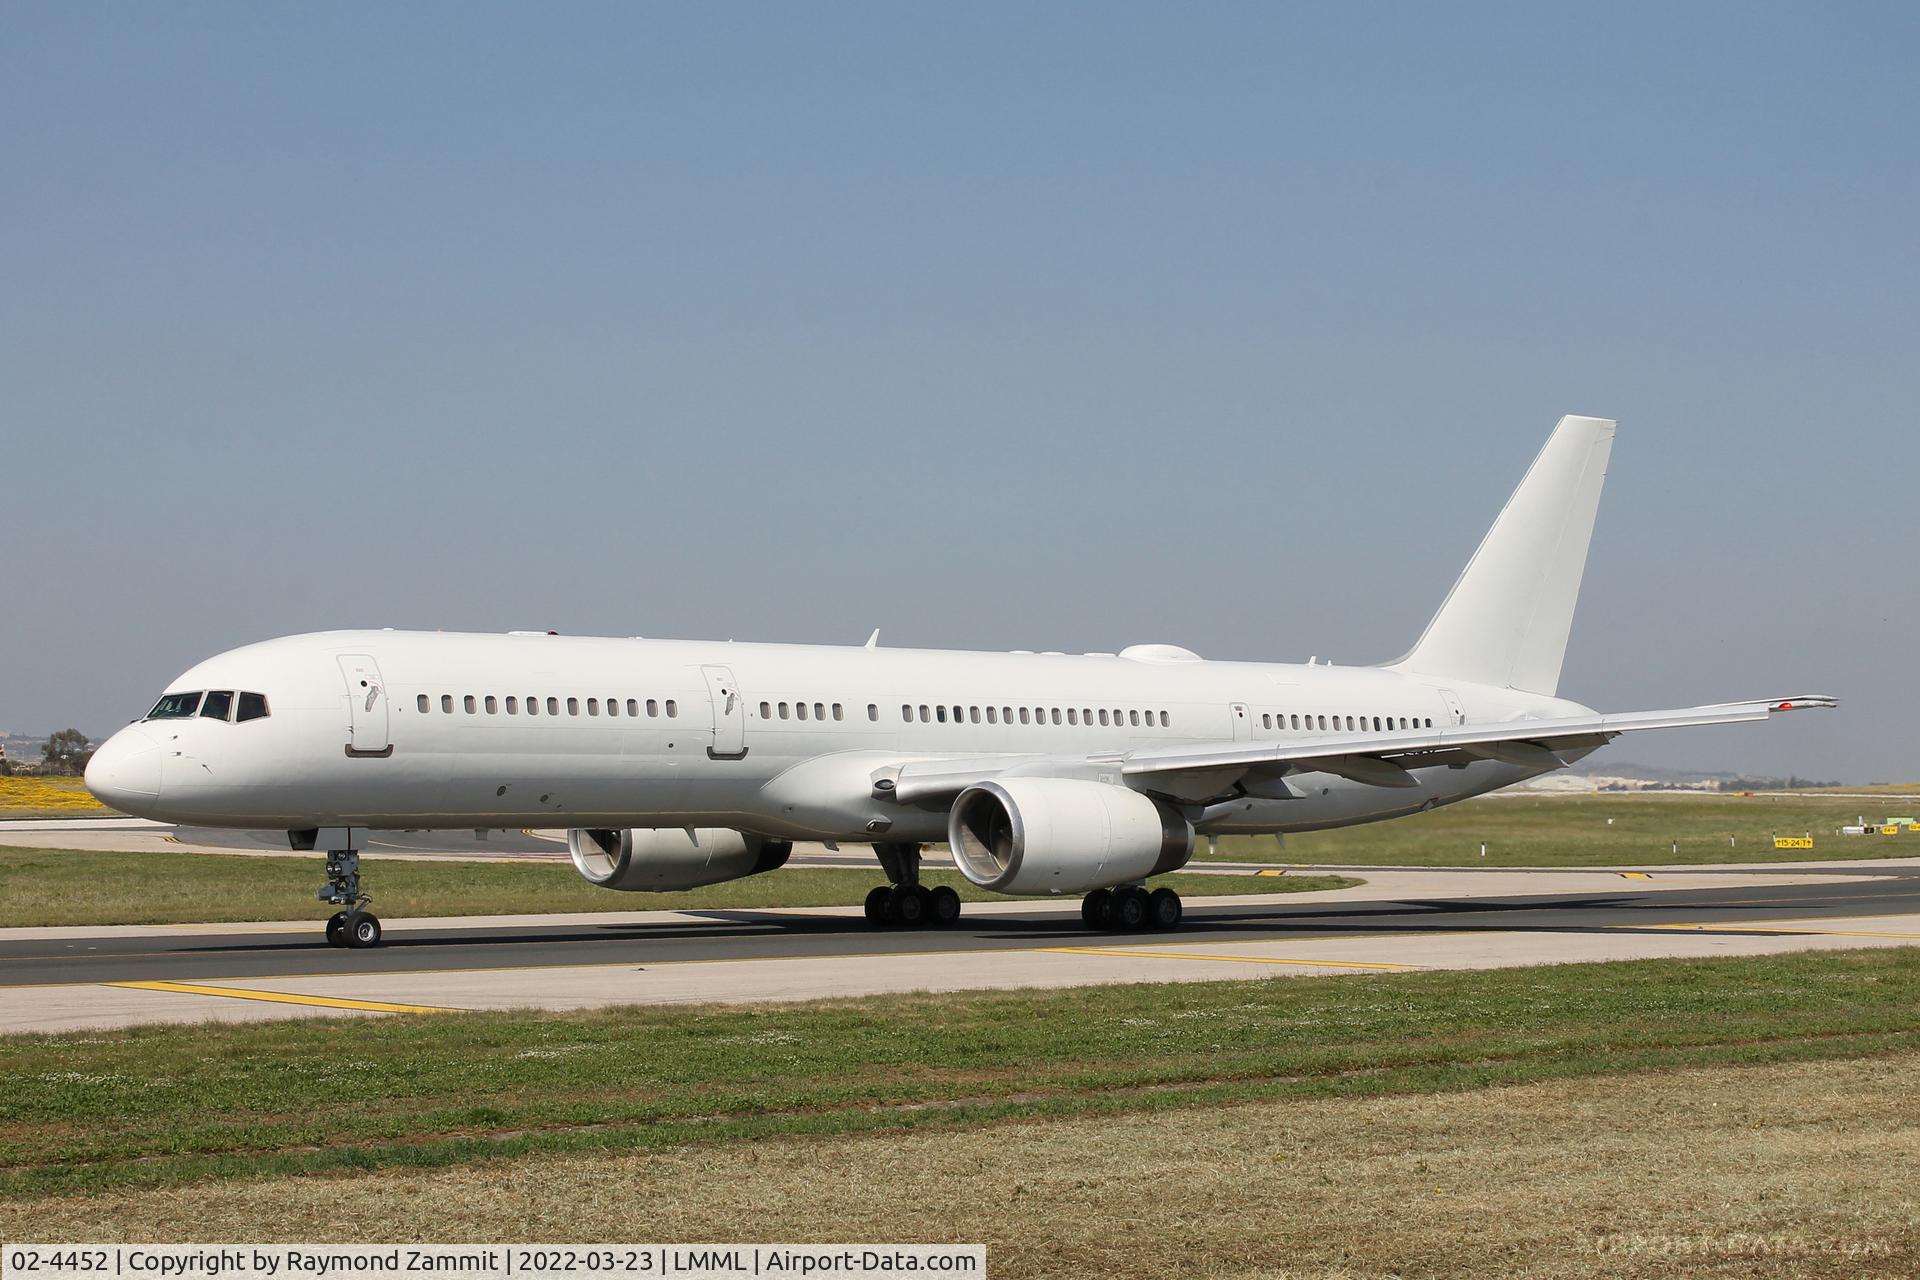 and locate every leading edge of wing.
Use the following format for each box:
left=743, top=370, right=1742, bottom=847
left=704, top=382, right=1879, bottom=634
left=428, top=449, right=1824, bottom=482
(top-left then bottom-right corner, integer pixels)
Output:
left=1117, top=695, right=1838, bottom=780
